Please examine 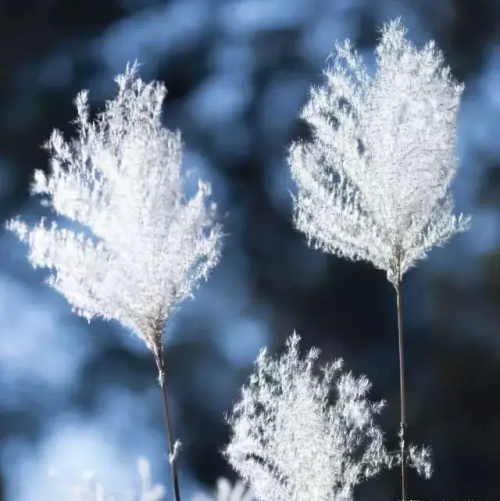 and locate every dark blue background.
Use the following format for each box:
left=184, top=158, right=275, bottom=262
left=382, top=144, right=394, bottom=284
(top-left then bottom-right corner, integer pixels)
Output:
left=0, top=0, right=498, bottom=500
